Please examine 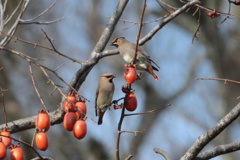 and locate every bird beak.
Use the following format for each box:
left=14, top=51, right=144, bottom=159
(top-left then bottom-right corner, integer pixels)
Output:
left=111, top=38, right=119, bottom=47
left=111, top=42, right=118, bottom=47
left=112, top=74, right=116, bottom=78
